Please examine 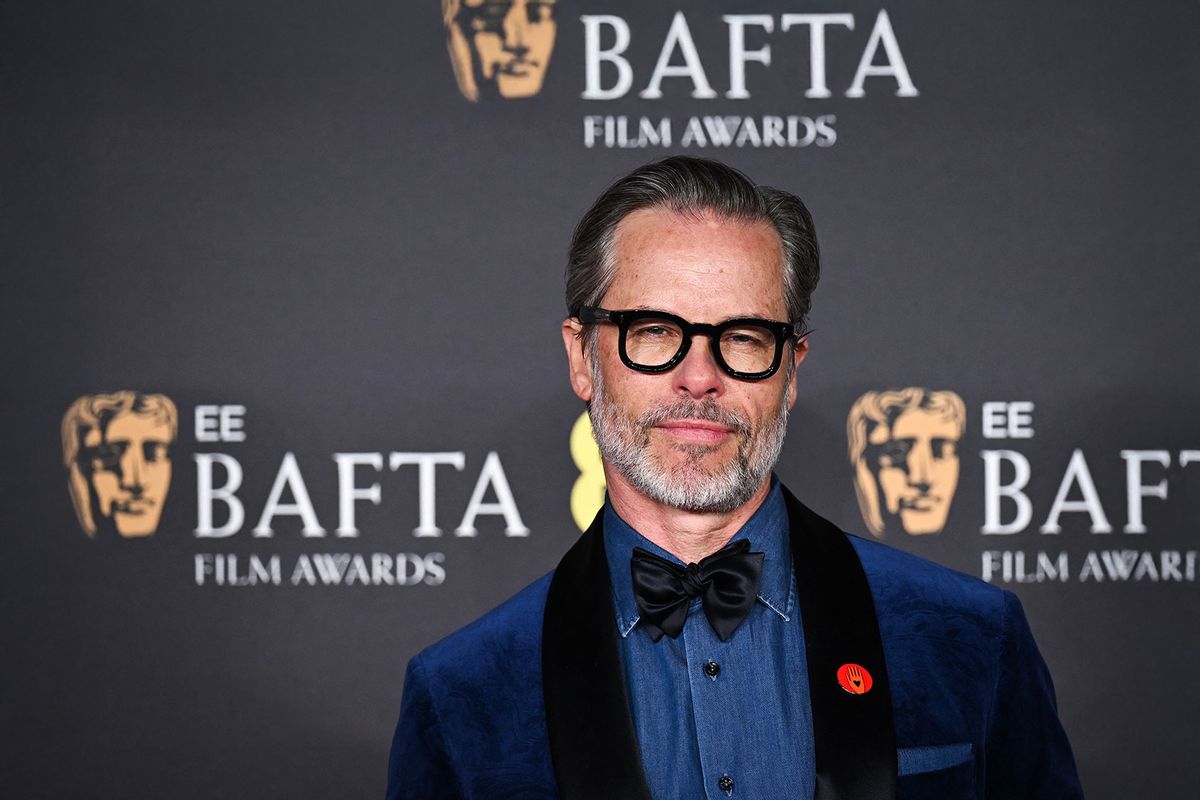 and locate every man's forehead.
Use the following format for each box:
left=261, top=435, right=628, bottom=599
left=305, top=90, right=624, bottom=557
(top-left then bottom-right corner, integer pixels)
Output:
left=612, top=207, right=781, bottom=253
left=890, top=408, right=961, bottom=437
left=605, top=207, right=787, bottom=318
left=85, top=413, right=172, bottom=444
